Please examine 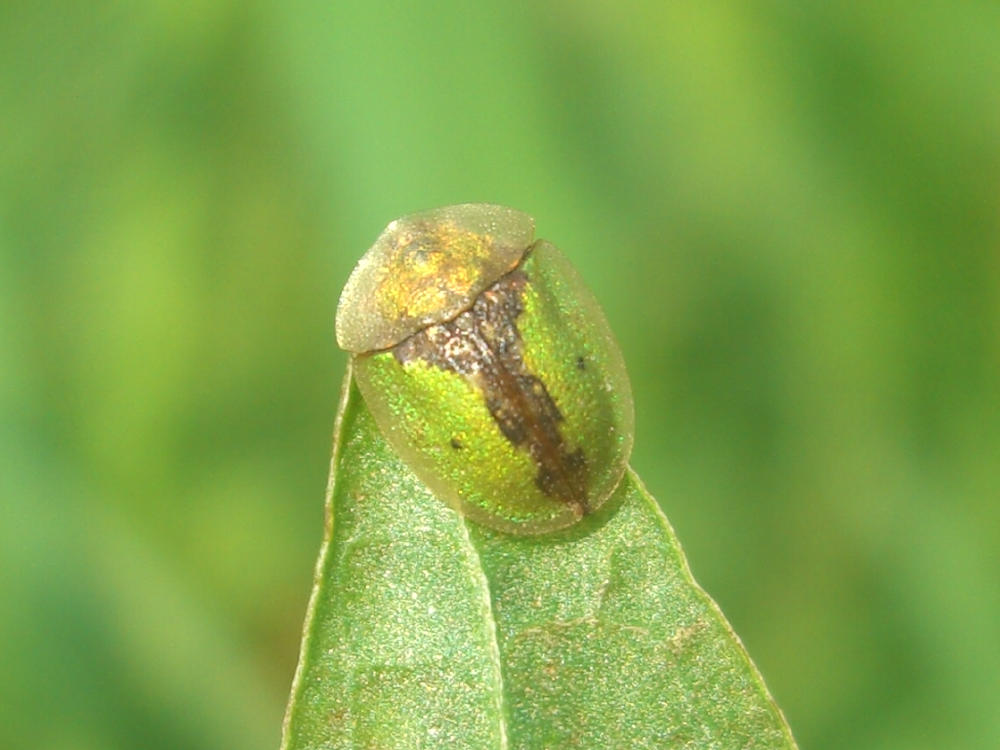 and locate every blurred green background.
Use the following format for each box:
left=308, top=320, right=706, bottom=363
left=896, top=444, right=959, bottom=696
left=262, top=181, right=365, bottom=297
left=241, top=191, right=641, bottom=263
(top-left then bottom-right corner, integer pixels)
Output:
left=3, top=2, right=998, bottom=749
